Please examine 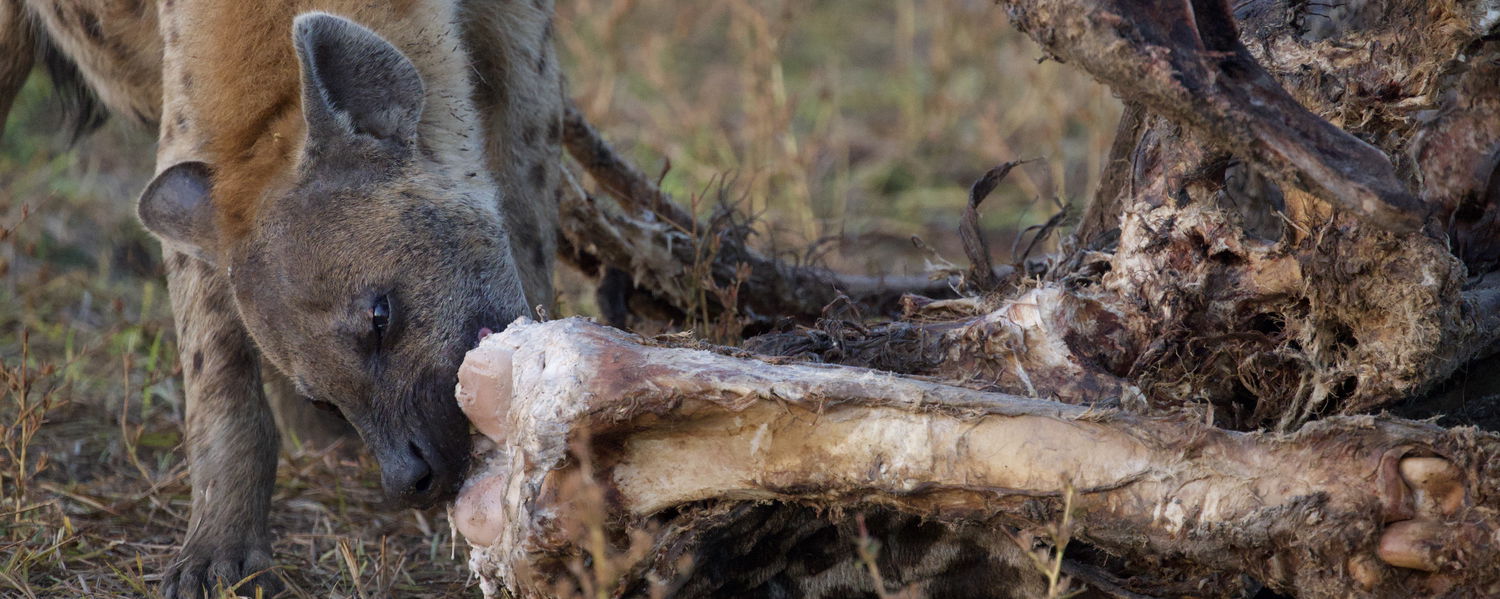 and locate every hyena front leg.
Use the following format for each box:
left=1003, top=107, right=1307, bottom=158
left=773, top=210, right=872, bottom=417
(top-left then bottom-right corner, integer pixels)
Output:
left=160, top=251, right=282, bottom=599
left=461, top=0, right=564, bottom=312
left=0, top=0, right=35, bottom=139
